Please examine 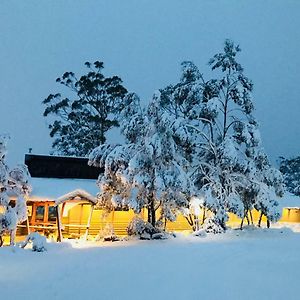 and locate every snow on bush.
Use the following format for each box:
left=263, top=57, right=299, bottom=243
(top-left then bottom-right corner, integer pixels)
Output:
left=127, top=217, right=159, bottom=240
left=21, top=232, right=47, bottom=252
left=96, top=223, right=119, bottom=242
left=203, top=217, right=226, bottom=234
